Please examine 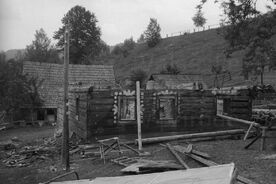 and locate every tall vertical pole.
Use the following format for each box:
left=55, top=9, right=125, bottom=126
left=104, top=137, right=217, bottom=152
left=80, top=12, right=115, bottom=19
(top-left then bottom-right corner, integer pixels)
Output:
left=62, top=25, right=70, bottom=171
left=136, top=81, right=142, bottom=150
